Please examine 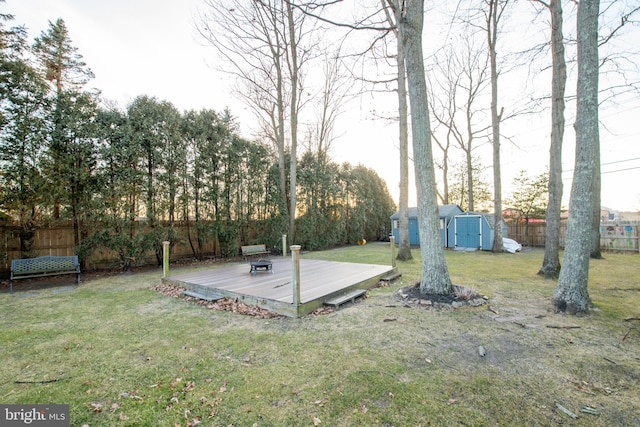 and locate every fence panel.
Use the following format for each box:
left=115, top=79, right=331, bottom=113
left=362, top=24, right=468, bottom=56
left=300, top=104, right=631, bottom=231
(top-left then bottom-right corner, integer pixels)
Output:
left=0, top=221, right=225, bottom=276
left=506, top=221, right=567, bottom=248
left=600, top=224, right=639, bottom=252
left=507, top=220, right=638, bottom=252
